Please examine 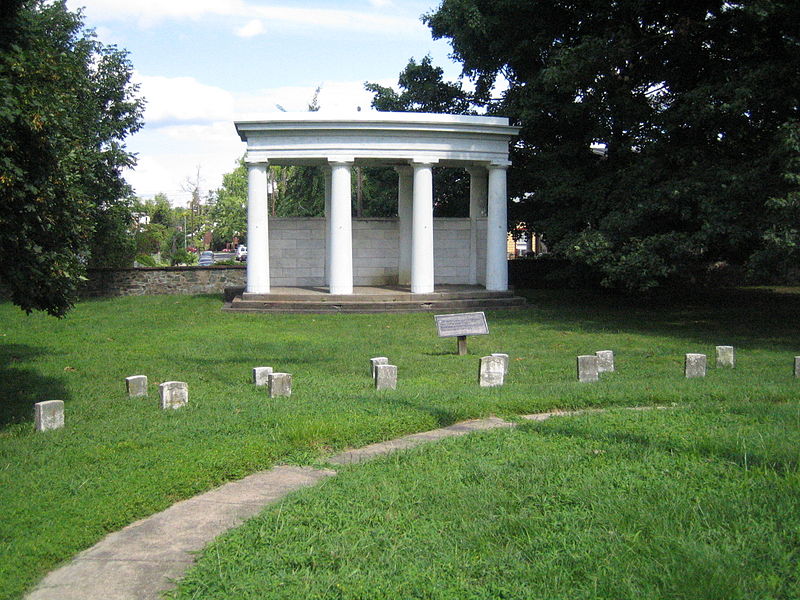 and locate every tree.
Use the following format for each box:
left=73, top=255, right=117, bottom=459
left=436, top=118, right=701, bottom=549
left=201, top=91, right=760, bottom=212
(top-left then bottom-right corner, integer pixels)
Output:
left=209, top=159, right=248, bottom=245
left=0, top=0, right=144, bottom=315
left=148, top=193, right=174, bottom=227
left=89, top=196, right=137, bottom=268
left=366, top=56, right=476, bottom=217
left=425, top=0, right=800, bottom=290
left=365, top=55, right=475, bottom=115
